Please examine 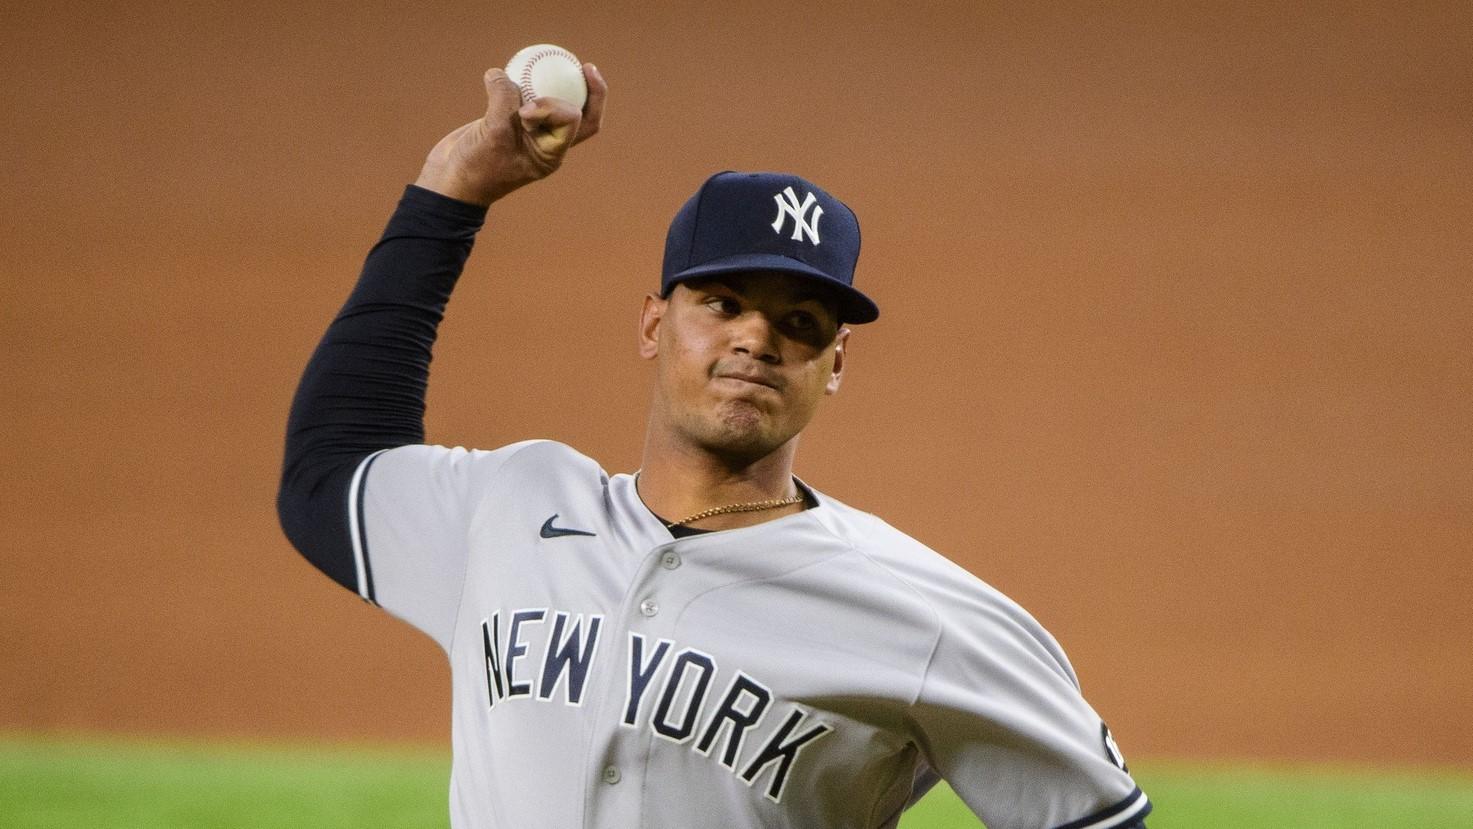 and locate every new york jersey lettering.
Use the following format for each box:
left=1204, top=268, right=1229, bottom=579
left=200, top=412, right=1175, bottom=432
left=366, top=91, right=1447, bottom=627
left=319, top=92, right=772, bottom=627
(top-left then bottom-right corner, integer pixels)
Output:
left=740, top=708, right=834, bottom=802
left=483, top=616, right=831, bottom=804
left=537, top=612, right=604, bottom=706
